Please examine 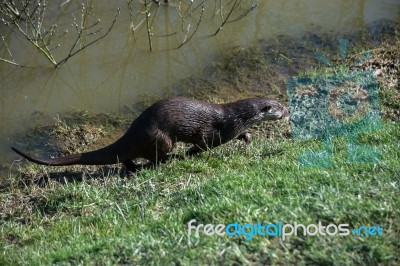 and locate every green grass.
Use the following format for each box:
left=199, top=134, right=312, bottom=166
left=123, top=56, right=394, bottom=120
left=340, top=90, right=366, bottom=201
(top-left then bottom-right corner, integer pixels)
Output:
left=1, top=24, right=399, bottom=265
left=1, top=118, right=399, bottom=265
